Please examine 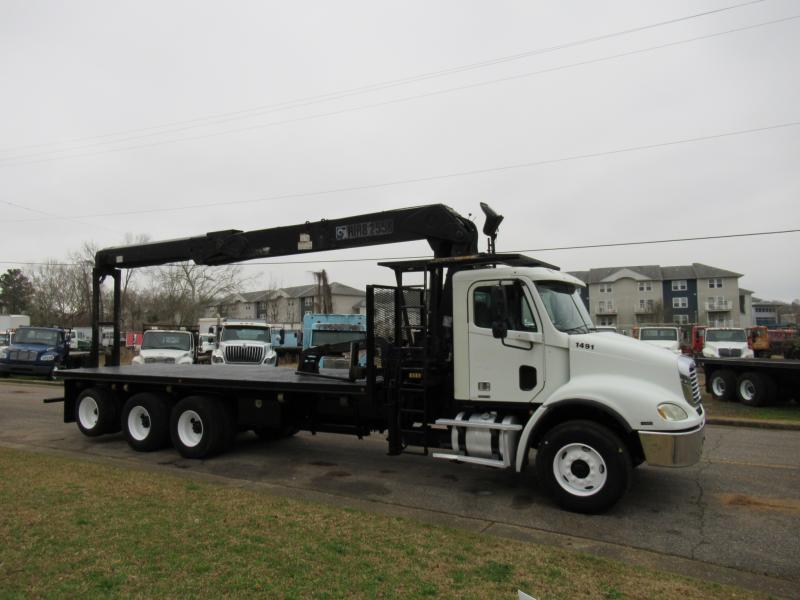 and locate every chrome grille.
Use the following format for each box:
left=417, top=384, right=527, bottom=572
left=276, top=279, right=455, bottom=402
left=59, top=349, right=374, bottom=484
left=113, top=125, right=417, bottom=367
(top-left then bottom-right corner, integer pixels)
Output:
left=224, top=345, right=264, bottom=364
left=9, top=350, right=37, bottom=361
left=719, top=348, right=742, bottom=358
left=144, top=357, right=175, bottom=364
left=688, top=363, right=702, bottom=406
